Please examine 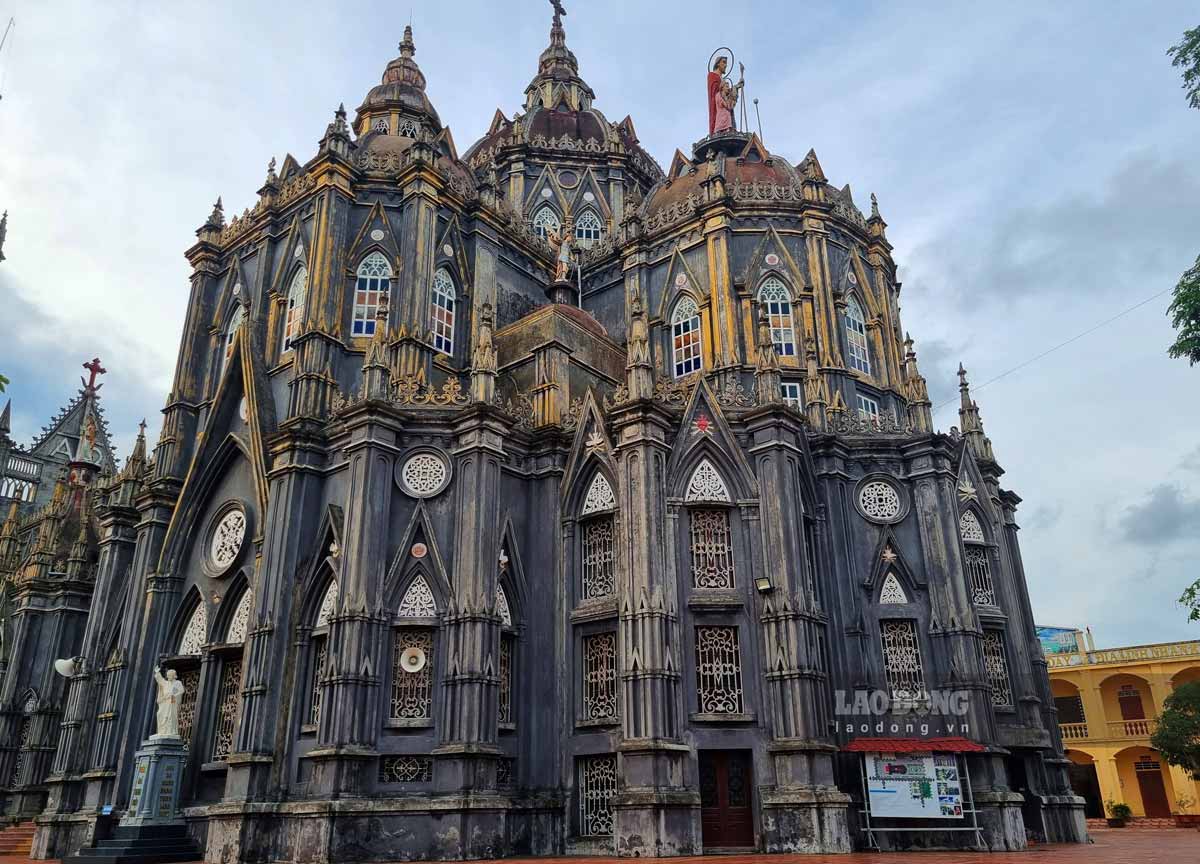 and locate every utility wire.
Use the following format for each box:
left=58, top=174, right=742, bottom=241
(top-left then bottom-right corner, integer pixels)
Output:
left=932, top=286, right=1173, bottom=414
